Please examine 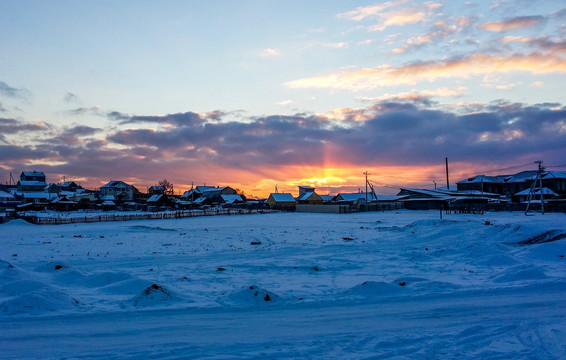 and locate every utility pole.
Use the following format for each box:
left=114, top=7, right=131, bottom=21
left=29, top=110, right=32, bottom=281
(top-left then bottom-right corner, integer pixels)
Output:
left=525, top=161, right=545, bottom=215
left=363, top=171, right=370, bottom=211
left=445, top=157, right=450, bottom=190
